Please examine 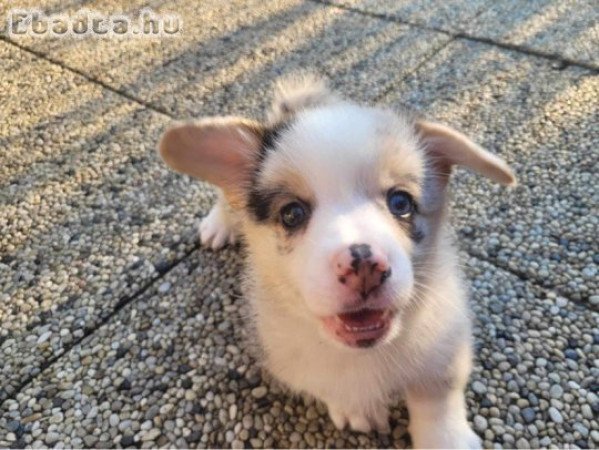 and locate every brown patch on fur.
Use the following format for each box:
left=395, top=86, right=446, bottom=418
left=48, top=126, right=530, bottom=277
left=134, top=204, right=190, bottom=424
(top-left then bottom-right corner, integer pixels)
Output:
left=258, top=163, right=315, bottom=207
